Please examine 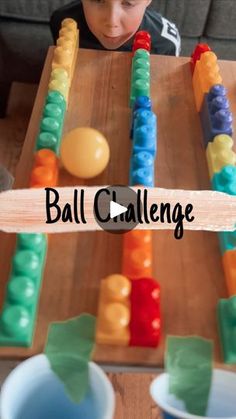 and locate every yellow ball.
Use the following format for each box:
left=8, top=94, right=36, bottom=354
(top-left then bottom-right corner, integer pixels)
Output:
left=60, top=127, right=110, bottom=179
